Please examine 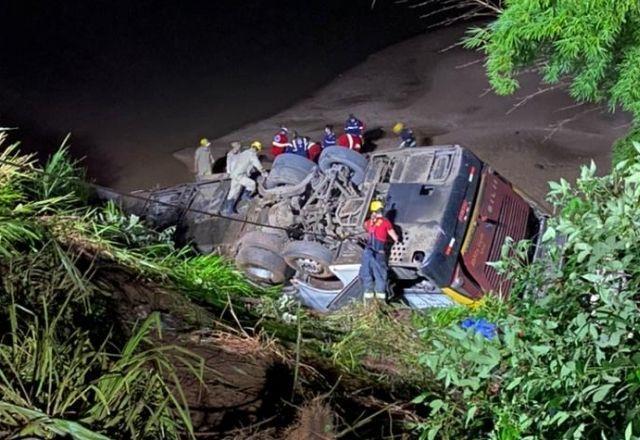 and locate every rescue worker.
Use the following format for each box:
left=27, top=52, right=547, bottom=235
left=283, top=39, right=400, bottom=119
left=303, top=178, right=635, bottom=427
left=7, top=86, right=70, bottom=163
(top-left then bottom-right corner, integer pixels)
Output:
left=393, top=122, right=417, bottom=149
left=359, top=201, right=399, bottom=301
left=286, top=131, right=311, bottom=157
left=337, top=132, right=363, bottom=151
left=322, top=124, right=337, bottom=148
left=344, top=113, right=365, bottom=136
left=307, top=139, right=323, bottom=162
left=271, top=126, right=290, bottom=158
left=222, top=141, right=267, bottom=215
left=194, top=138, right=214, bottom=180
